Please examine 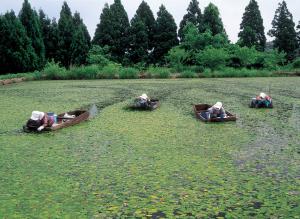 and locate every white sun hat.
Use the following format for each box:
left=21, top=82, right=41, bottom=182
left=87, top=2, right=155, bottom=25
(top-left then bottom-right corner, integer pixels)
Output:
left=214, top=102, right=223, bottom=110
left=140, top=93, right=148, bottom=100
left=31, top=111, right=44, bottom=121
left=259, top=92, right=267, bottom=98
